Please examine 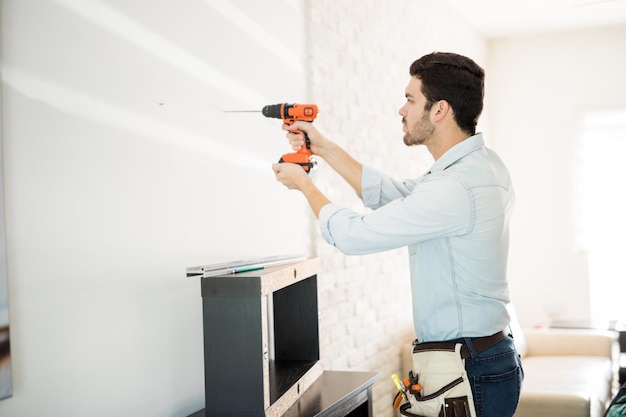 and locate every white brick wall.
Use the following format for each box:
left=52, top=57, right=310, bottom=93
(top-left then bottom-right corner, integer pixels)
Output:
left=305, top=1, right=487, bottom=416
